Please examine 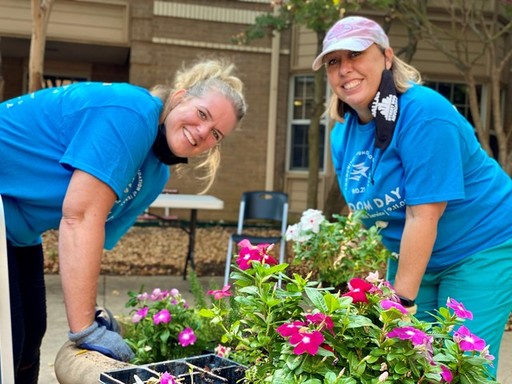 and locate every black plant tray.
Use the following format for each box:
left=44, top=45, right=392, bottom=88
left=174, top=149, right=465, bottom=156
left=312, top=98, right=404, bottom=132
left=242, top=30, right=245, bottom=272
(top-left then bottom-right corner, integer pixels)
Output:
left=100, top=354, right=246, bottom=384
